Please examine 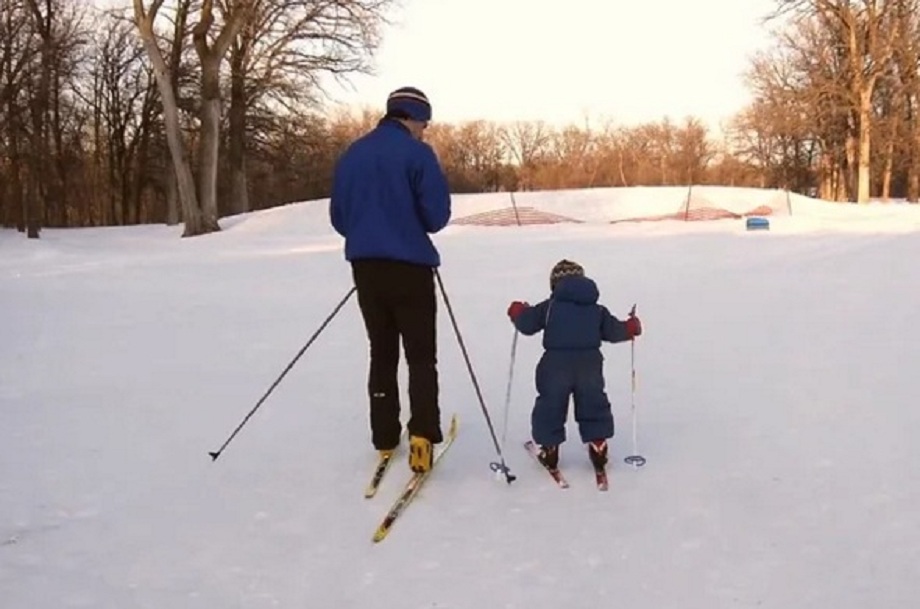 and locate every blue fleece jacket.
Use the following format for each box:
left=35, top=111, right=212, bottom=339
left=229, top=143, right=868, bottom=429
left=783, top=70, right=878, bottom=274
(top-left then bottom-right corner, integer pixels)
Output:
left=329, top=119, right=451, bottom=267
left=512, top=275, right=631, bottom=350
